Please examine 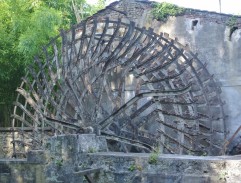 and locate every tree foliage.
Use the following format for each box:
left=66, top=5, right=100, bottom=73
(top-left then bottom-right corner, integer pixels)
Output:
left=0, top=0, right=105, bottom=125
